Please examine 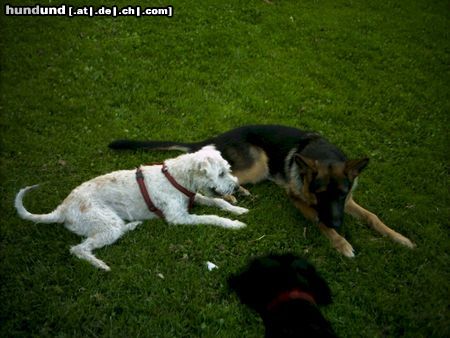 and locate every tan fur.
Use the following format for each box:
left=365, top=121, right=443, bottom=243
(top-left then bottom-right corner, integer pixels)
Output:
left=79, top=202, right=89, bottom=213
left=288, top=190, right=318, bottom=223
left=301, top=176, right=318, bottom=205
left=233, top=147, right=269, bottom=185
left=93, top=175, right=117, bottom=186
